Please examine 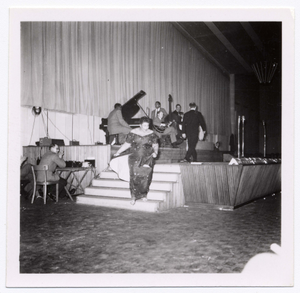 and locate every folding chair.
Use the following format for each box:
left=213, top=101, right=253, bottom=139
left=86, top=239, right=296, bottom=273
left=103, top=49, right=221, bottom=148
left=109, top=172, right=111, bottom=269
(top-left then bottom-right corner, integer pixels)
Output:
left=31, top=165, right=59, bottom=204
